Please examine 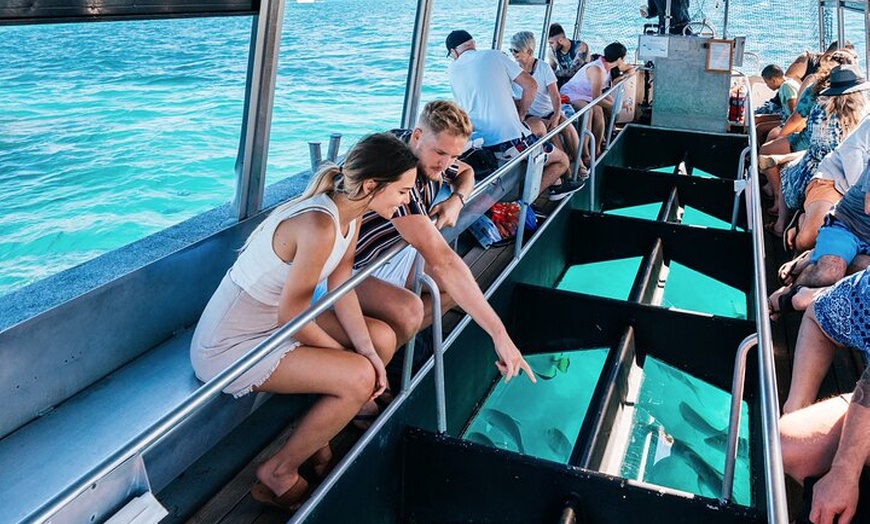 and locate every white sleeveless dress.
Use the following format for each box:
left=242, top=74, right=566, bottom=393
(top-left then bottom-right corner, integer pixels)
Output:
left=190, top=193, right=356, bottom=397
